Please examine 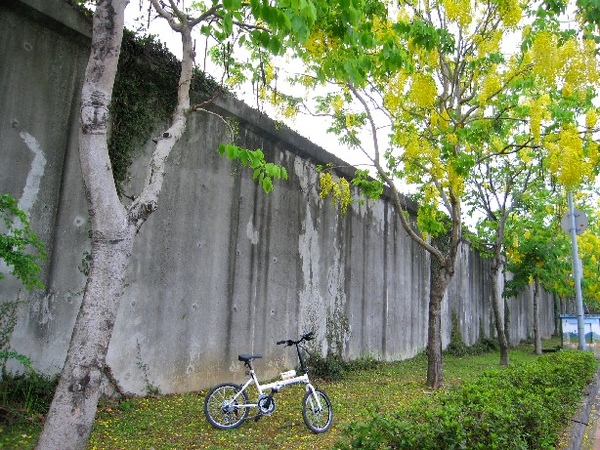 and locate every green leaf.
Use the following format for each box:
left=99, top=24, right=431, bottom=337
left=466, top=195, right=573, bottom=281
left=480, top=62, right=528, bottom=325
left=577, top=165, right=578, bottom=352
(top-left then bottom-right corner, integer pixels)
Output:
left=291, top=15, right=305, bottom=33
left=343, top=61, right=363, bottom=85
left=260, top=176, right=274, bottom=193
left=226, top=144, right=238, bottom=159
left=222, top=12, right=234, bottom=35
left=200, top=24, right=212, bottom=36
left=239, top=149, right=250, bottom=166
left=269, top=37, right=282, bottom=54
left=264, top=163, right=277, bottom=177
left=351, top=170, right=383, bottom=200
left=0, top=194, right=46, bottom=289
